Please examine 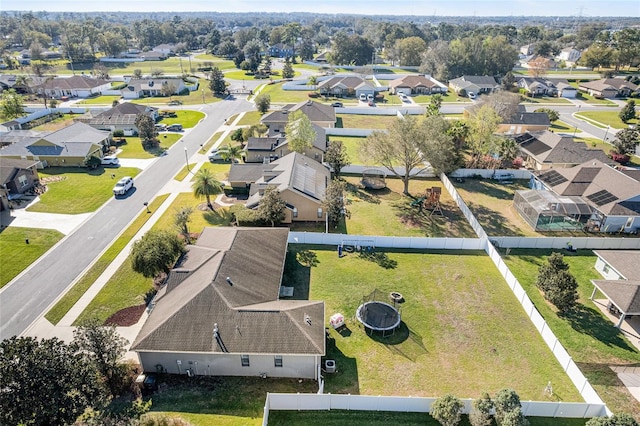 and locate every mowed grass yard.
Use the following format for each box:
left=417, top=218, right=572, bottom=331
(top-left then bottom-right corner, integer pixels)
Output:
left=27, top=167, right=140, bottom=214
left=337, top=114, right=397, bottom=129
left=0, top=227, right=63, bottom=288
left=503, top=250, right=640, bottom=418
left=339, top=176, right=477, bottom=238
left=118, top=133, right=182, bottom=158
left=297, top=246, right=582, bottom=401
